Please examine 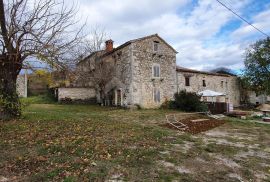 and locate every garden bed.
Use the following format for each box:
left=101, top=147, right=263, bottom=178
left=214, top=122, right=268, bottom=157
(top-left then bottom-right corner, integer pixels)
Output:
left=161, top=117, right=226, bottom=134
